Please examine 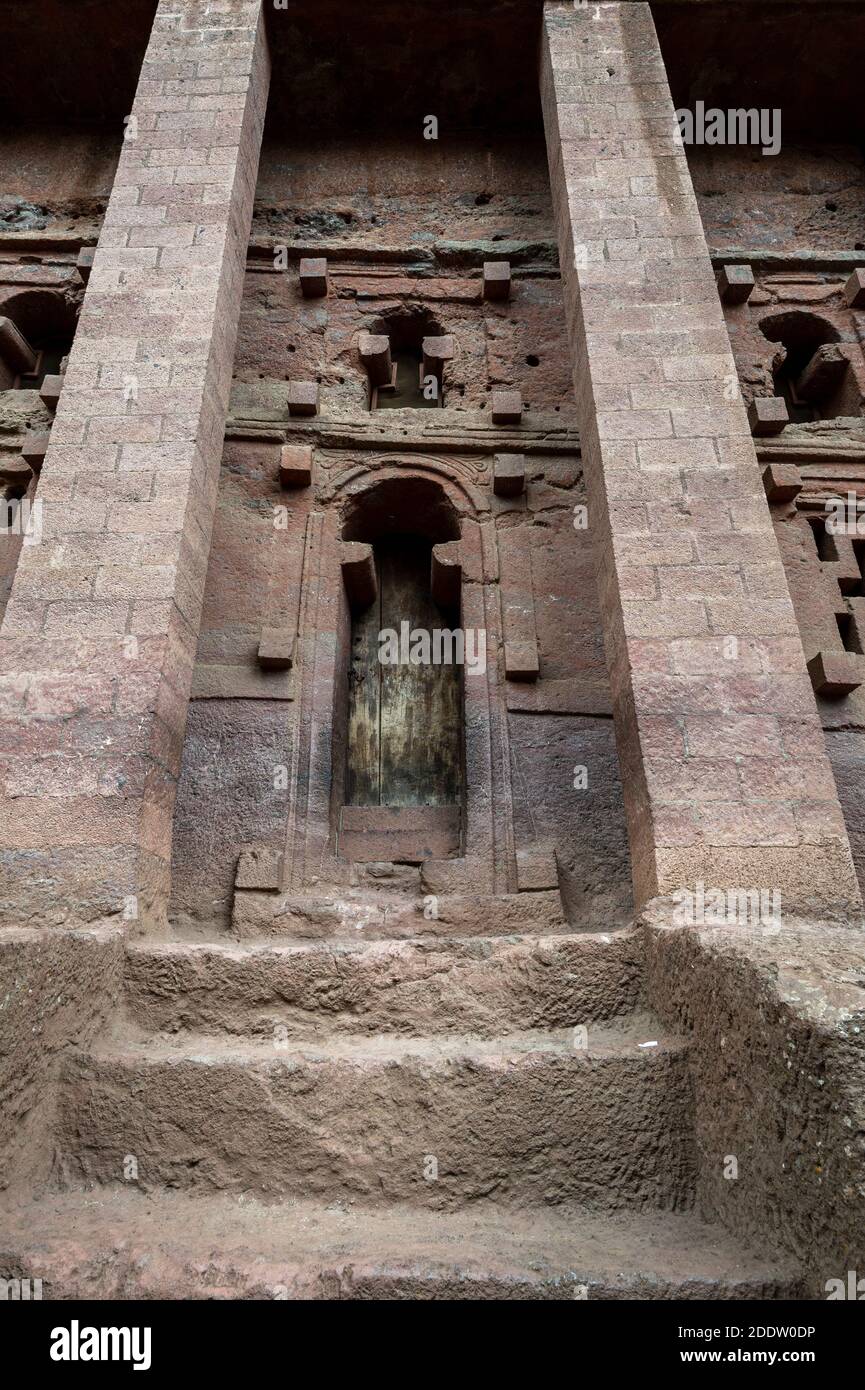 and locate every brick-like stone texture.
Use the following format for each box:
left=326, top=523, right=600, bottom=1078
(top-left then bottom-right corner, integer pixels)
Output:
left=540, top=1, right=861, bottom=918
left=0, top=0, right=270, bottom=930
